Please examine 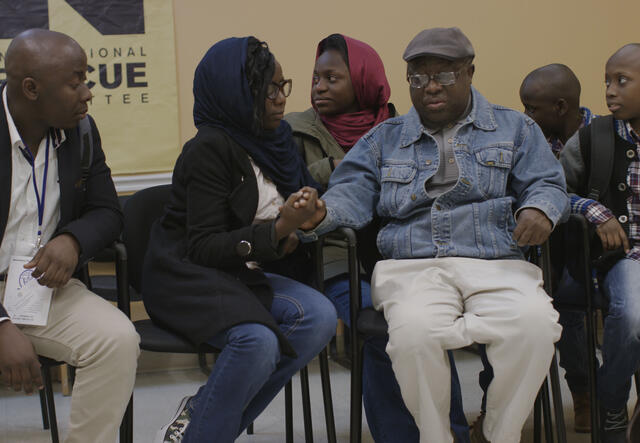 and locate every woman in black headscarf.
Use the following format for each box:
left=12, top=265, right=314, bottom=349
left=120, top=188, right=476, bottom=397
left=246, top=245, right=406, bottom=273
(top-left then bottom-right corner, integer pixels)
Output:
left=142, top=37, right=336, bottom=443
